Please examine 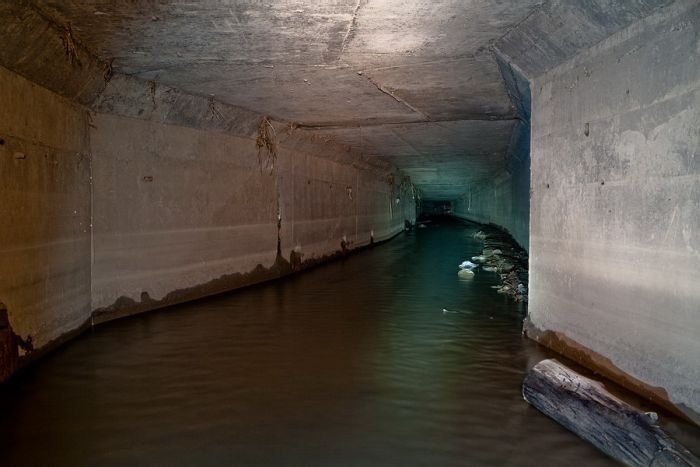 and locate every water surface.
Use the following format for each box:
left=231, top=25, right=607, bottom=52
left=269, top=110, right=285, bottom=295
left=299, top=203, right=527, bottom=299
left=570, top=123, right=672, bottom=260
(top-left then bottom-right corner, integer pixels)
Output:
left=0, top=222, right=617, bottom=466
